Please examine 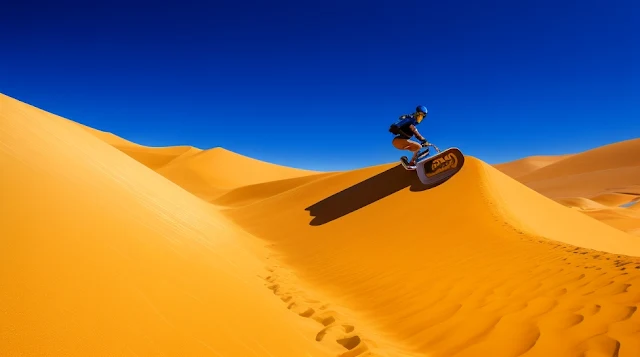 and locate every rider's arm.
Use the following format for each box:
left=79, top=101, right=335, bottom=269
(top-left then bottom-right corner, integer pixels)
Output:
left=409, top=125, right=426, bottom=142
